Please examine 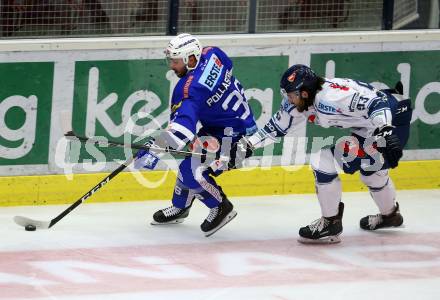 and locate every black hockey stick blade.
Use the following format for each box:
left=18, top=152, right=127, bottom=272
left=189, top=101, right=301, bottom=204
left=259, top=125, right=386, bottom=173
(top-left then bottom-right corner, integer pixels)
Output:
left=14, top=216, right=50, bottom=229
